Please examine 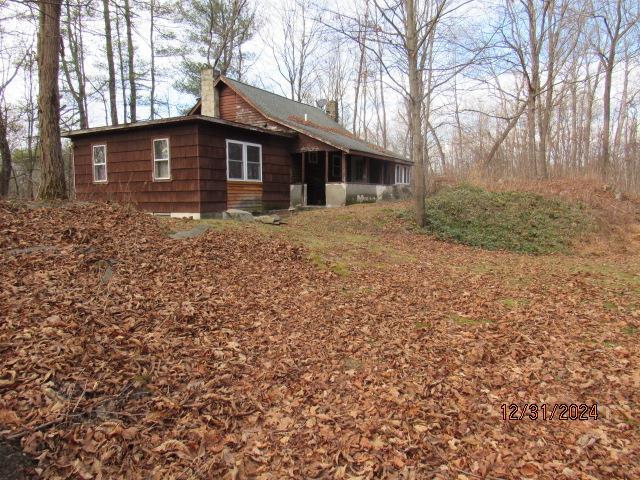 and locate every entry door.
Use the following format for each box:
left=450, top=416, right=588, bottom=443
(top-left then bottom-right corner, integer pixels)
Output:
left=305, top=152, right=326, bottom=206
